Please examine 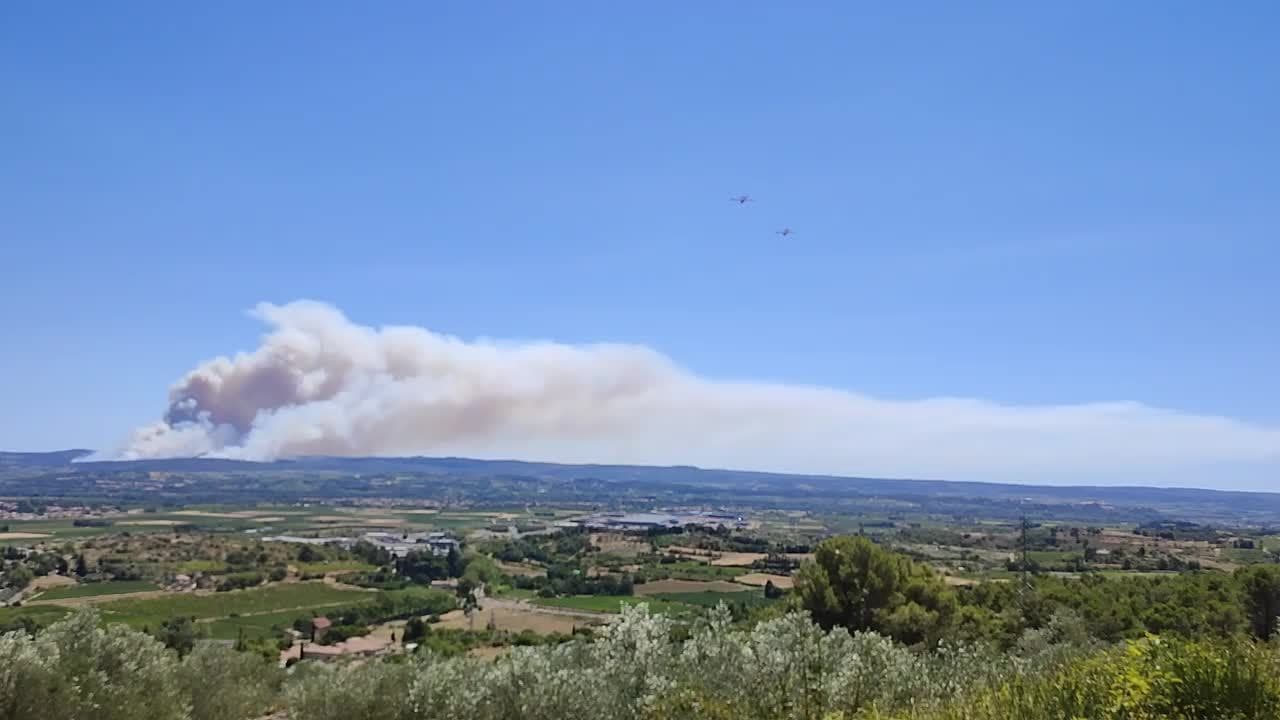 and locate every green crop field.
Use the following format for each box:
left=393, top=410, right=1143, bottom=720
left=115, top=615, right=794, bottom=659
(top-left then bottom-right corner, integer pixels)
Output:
left=1027, top=550, right=1084, bottom=565
left=2, top=519, right=165, bottom=539
left=207, top=586, right=452, bottom=640
left=0, top=603, right=72, bottom=627
left=206, top=609, right=317, bottom=640
left=95, top=582, right=371, bottom=629
left=651, top=591, right=775, bottom=609
left=642, top=561, right=744, bottom=582
left=36, top=580, right=159, bottom=600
